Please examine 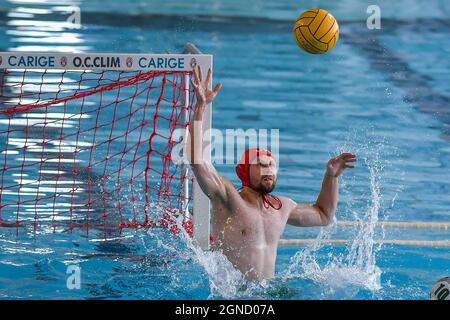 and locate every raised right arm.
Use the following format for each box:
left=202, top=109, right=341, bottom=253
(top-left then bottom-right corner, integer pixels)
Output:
left=187, top=67, right=227, bottom=202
